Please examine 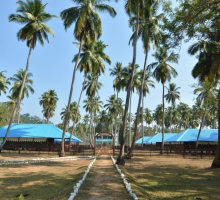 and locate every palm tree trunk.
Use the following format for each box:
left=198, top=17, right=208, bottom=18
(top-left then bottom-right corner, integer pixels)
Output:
left=17, top=100, right=21, bottom=124
left=129, top=91, right=132, bottom=147
left=68, top=74, right=87, bottom=151
left=141, top=96, right=144, bottom=148
left=89, top=112, right=93, bottom=147
left=61, top=31, right=85, bottom=157
left=196, top=102, right=208, bottom=147
left=116, top=0, right=140, bottom=165
left=47, top=108, right=50, bottom=124
left=0, top=47, right=32, bottom=149
left=89, top=76, right=99, bottom=148
left=114, top=91, right=119, bottom=149
left=127, top=45, right=148, bottom=158
left=212, top=88, right=220, bottom=168
left=161, top=83, right=165, bottom=154
left=170, top=106, right=172, bottom=133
